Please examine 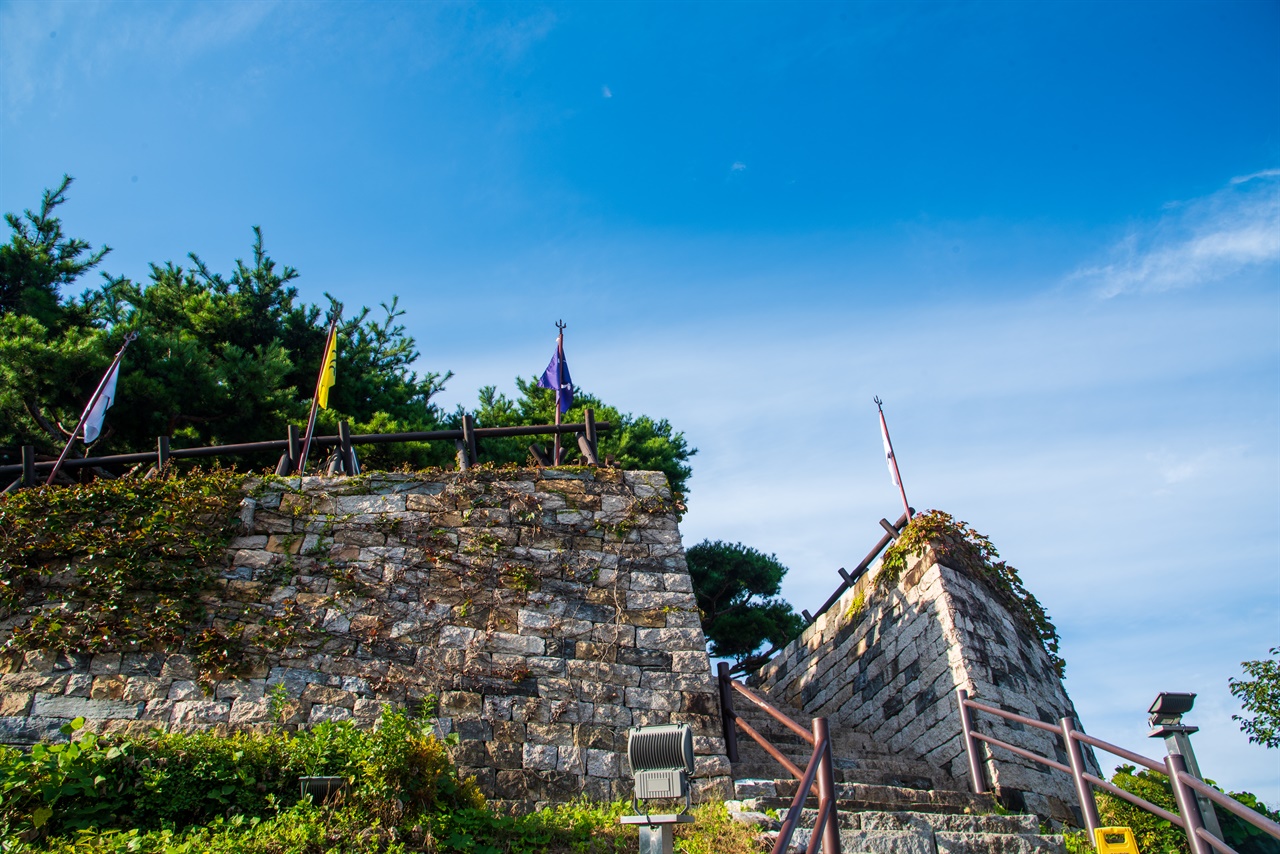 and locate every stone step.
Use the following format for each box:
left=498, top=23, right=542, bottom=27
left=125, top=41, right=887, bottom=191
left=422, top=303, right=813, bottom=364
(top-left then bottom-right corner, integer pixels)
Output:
left=739, top=809, right=1063, bottom=854
left=734, top=780, right=996, bottom=816
left=732, top=762, right=938, bottom=789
